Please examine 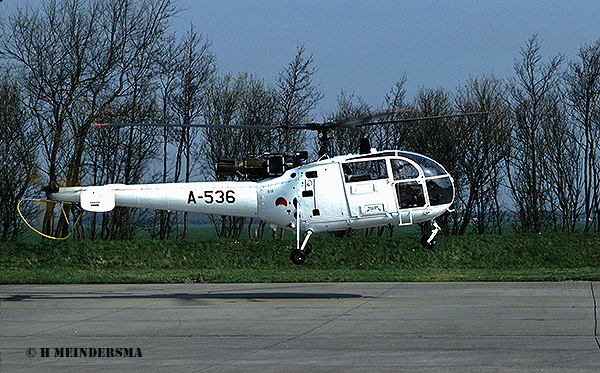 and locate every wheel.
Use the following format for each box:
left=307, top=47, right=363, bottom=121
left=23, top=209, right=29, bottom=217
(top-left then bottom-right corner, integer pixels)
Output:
left=420, top=234, right=437, bottom=249
left=290, top=249, right=307, bottom=265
